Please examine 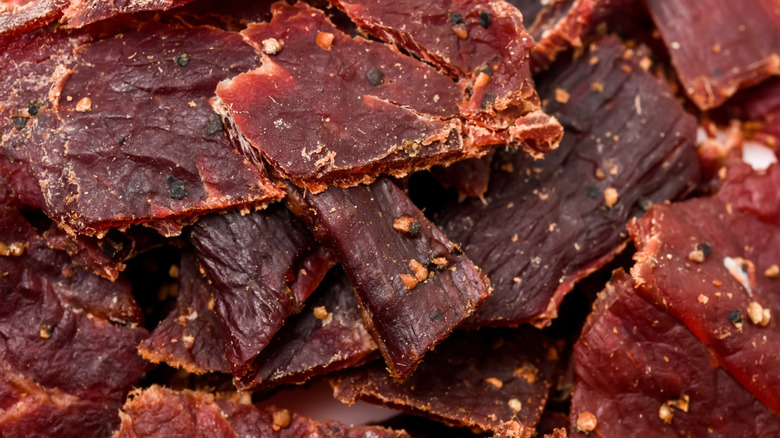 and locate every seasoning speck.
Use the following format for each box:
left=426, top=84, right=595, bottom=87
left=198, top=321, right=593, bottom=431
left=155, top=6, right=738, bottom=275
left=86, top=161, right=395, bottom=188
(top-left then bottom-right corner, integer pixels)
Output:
left=727, top=309, right=743, bottom=329
left=400, top=274, right=418, bottom=290
left=747, top=301, right=771, bottom=326
left=555, top=88, right=570, bottom=104
left=208, top=113, right=224, bottom=135
left=11, top=116, right=29, bottom=130
left=479, top=11, right=491, bottom=28
left=40, top=325, right=52, bottom=339
left=367, top=67, right=384, bottom=86
left=449, top=13, right=464, bottom=24
left=316, top=32, right=334, bottom=51
left=603, top=187, right=618, bottom=208
left=175, top=52, right=190, bottom=66
left=452, top=23, right=468, bottom=39
left=313, top=306, right=329, bottom=320
left=688, top=248, right=705, bottom=263
left=262, top=38, right=283, bottom=55
left=508, top=399, right=522, bottom=412
left=658, top=404, right=674, bottom=424
left=392, top=216, right=421, bottom=236
left=166, top=176, right=188, bottom=200
left=697, top=294, right=709, bottom=304
left=576, top=411, right=597, bottom=434
left=586, top=186, right=600, bottom=199
left=409, top=259, right=429, bottom=282
left=272, top=409, right=291, bottom=431
left=484, top=377, right=503, bottom=388
left=764, top=264, right=779, bottom=278
left=697, top=242, right=713, bottom=256
left=75, top=97, right=92, bottom=112
left=27, top=100, right=40, bottom=116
